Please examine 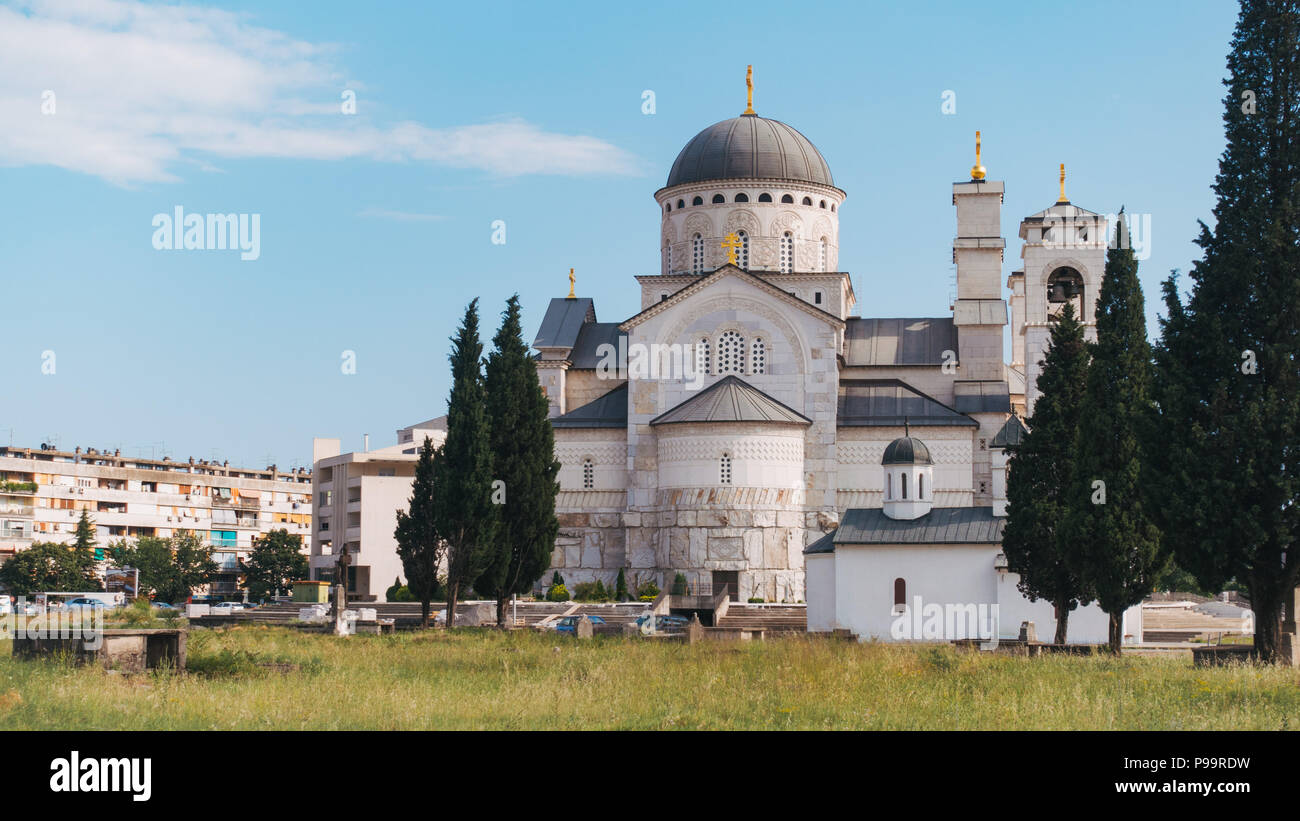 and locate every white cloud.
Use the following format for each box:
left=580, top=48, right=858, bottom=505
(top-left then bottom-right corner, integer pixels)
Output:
left=0, top=0, right=639, bottom=185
